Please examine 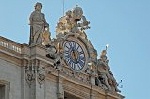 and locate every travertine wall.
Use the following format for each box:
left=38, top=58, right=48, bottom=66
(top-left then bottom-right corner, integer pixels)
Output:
left=0, top=58, right=22, bottom=99
left=45, top=79, right=57, bottom=99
